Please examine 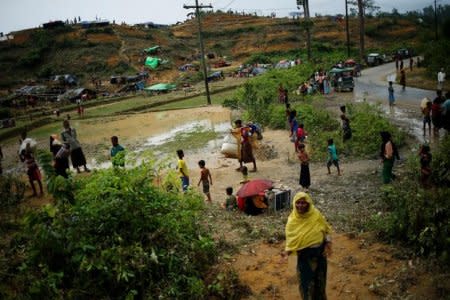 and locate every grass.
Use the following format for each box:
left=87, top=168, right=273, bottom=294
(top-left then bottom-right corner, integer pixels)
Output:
left=405, top=67, right=448, bottom=91
left=155, top=89, right=236, bottom=110
left=148, top=125, right=221, bottom=155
